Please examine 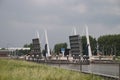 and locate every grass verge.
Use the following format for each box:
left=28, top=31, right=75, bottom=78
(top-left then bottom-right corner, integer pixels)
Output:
left=0, top=58, right=104, bottom=80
